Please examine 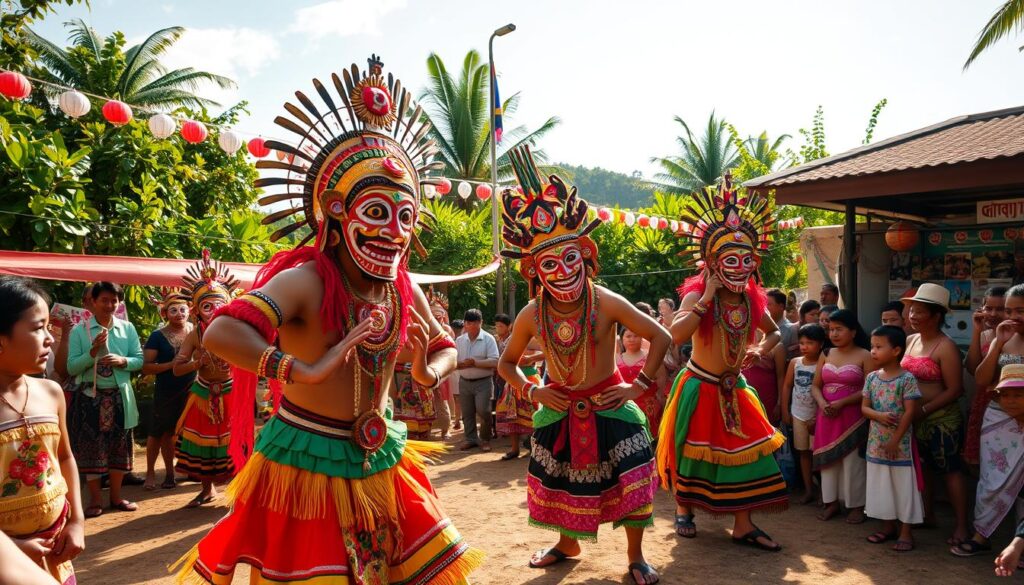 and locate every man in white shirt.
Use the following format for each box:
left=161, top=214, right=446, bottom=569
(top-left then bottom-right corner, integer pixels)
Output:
left=455, top=309, right=500, bottom=452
